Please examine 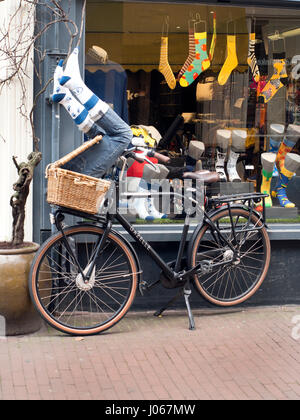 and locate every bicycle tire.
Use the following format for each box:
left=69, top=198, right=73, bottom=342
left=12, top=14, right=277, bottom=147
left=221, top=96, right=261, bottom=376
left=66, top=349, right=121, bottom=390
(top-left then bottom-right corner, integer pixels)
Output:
left=29, top=225, right=138, bottom=335
left=188, top=207, right=271, bottom=306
